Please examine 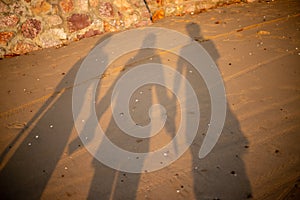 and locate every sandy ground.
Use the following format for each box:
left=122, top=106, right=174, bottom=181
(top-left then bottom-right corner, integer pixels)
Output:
left=0, top=0, right=300, bottom=199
